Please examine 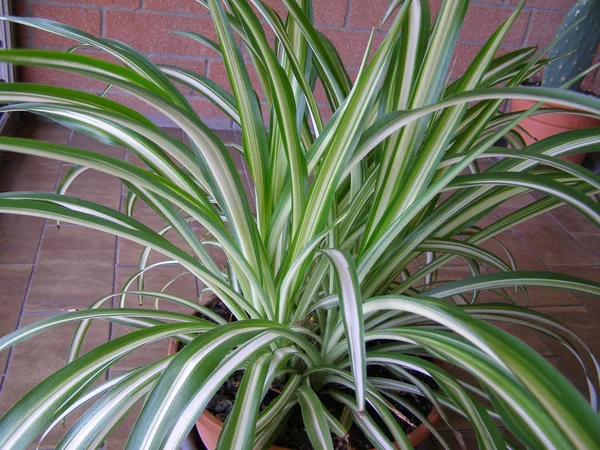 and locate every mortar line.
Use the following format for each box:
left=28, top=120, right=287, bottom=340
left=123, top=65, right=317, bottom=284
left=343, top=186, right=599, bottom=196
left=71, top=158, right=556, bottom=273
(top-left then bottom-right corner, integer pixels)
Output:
left=343, top=0, right=352, bottom=28
left=521, top=8, right=534, bottom=47
left=100, top=7, right=106, bottom=38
